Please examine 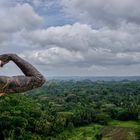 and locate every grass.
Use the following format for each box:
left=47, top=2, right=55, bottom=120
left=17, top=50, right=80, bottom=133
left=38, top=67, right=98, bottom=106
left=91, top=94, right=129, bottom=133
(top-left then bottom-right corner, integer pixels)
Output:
left=53, top=120, right=140, bottom=140
left=109, top=120, right=140, bottom=129
left=102, top=120, right=140, bottom=140
left=54, top=124, right=102, bottom=140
